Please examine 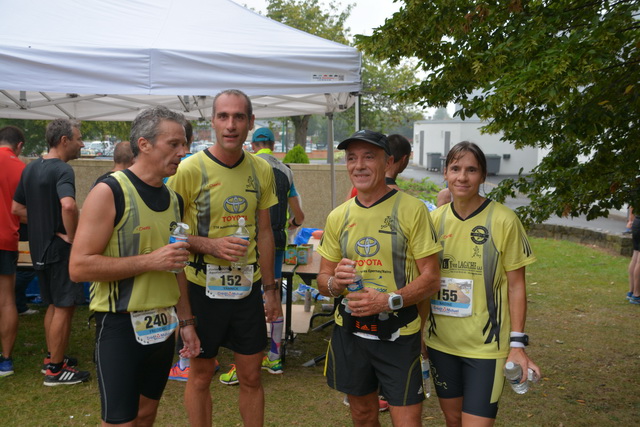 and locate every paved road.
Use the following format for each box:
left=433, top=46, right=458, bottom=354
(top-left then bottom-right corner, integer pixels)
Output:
left=400, top=164, right=629, bottom=235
